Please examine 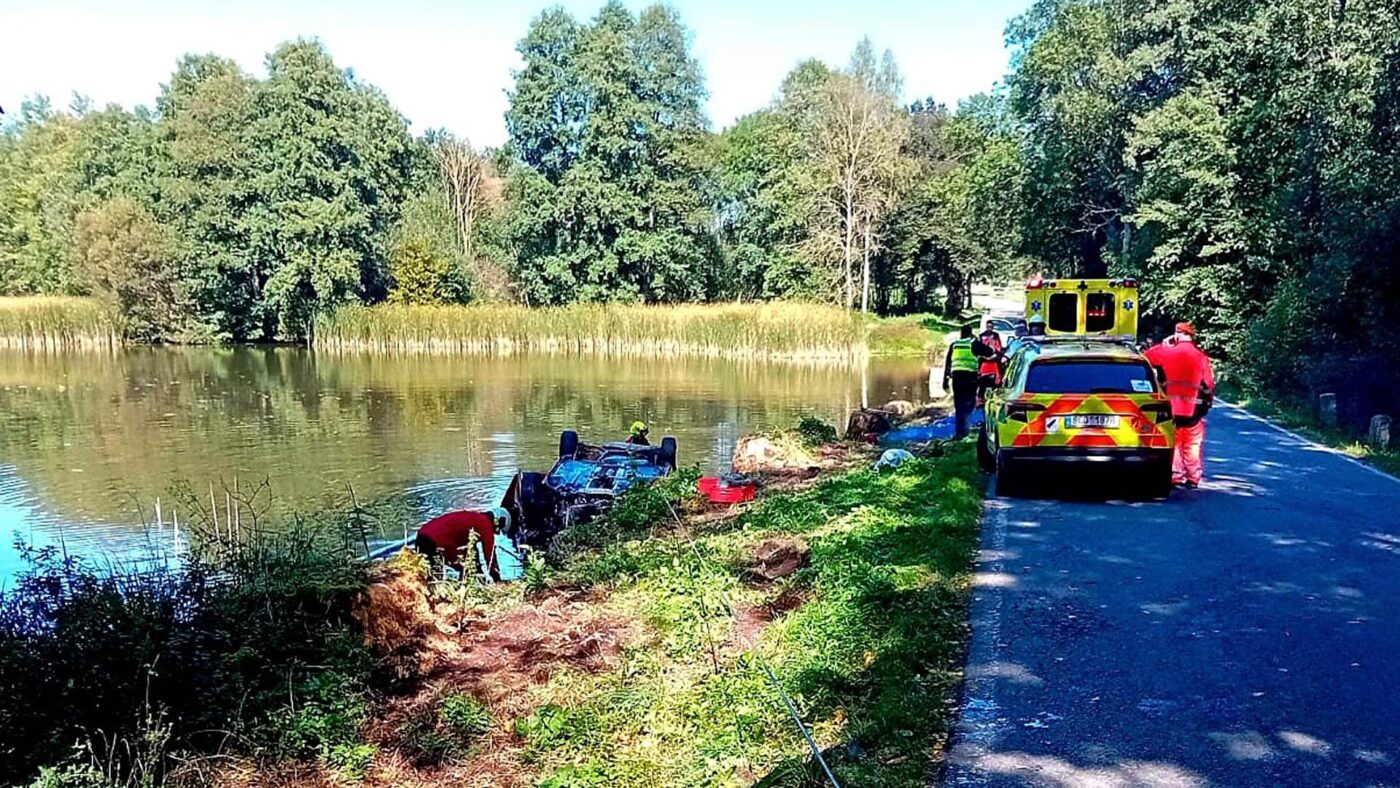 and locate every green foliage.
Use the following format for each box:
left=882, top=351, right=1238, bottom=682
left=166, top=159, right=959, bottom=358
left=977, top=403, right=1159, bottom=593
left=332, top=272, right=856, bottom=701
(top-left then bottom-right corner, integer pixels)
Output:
left=324, top=742, right=377, bottom=780
left=519, top=448, right=984, bottom=785
left=795, top=415, right=838, bottom=447
left=505, top=3, right=720, bottom=304
left=26, top=765, right=109, bottom=788
left=0, top=503, right=375, bottom=785
left=439, top=693, right=492, bottom=737
left=72, top=198, right=189, bottom=342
